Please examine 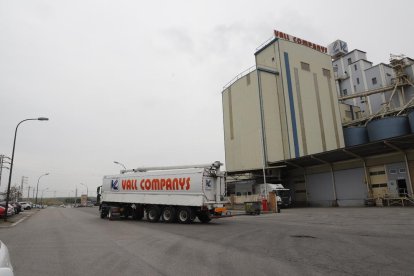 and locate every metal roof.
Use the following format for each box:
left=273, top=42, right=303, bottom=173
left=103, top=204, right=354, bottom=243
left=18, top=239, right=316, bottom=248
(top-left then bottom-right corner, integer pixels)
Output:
left=269, top=134, right=414, bottom=169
